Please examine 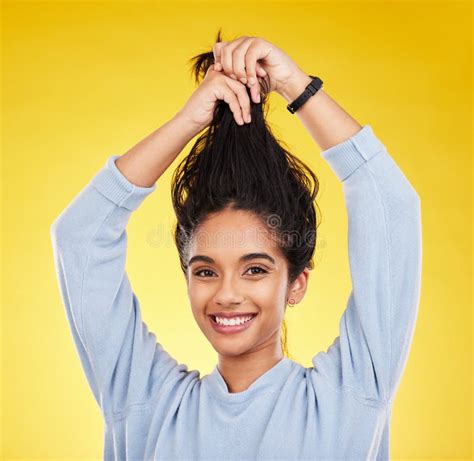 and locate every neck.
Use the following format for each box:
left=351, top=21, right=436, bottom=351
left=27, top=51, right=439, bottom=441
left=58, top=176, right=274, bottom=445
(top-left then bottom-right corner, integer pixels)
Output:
left=217, top=344, right=284, bottom=393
